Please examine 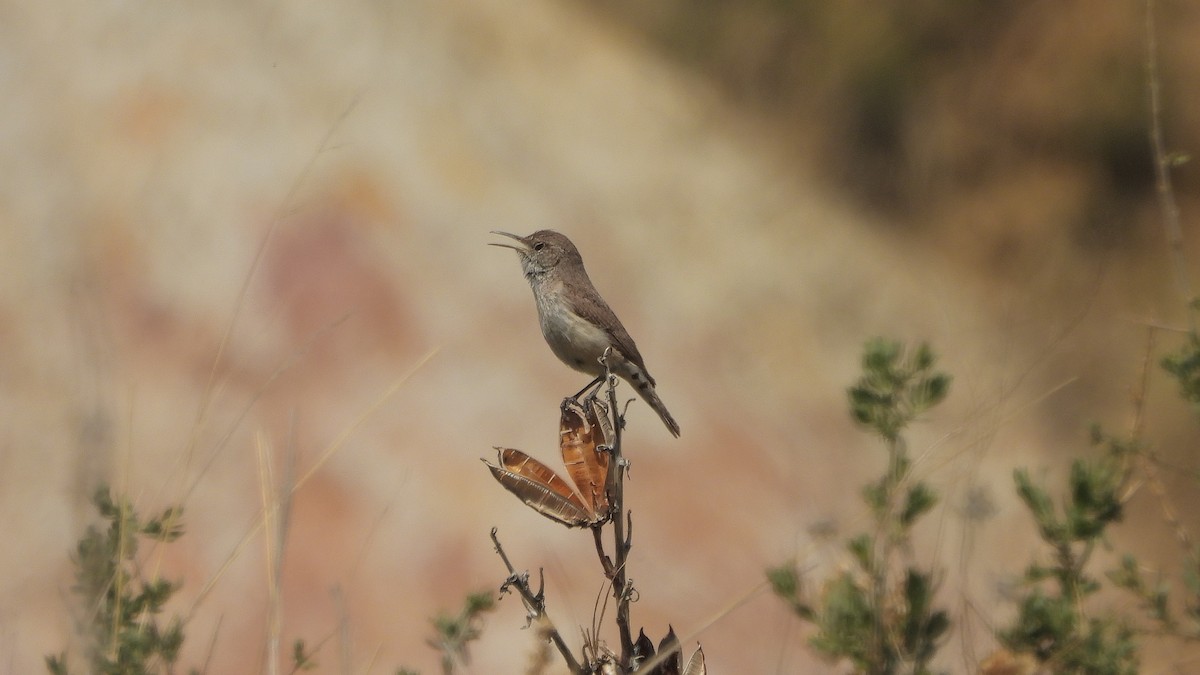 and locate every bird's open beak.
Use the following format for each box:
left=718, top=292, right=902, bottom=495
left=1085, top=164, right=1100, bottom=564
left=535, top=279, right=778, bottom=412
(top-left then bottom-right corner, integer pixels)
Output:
left=488, top=230, right=530, bottom=252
